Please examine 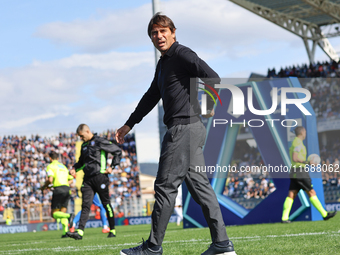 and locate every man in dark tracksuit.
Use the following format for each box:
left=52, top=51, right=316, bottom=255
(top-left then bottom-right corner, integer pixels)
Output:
left=67, top=124, right=122, bottom=240
left=116, top=13, right=236, bottom=255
